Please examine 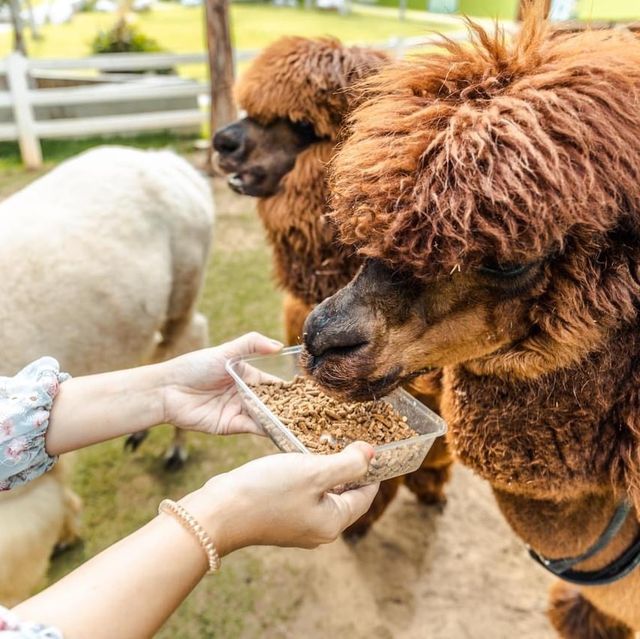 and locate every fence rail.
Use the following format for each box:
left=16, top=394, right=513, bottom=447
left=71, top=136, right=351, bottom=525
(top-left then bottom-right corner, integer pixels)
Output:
left=0, top=31, right=471, bottom=169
